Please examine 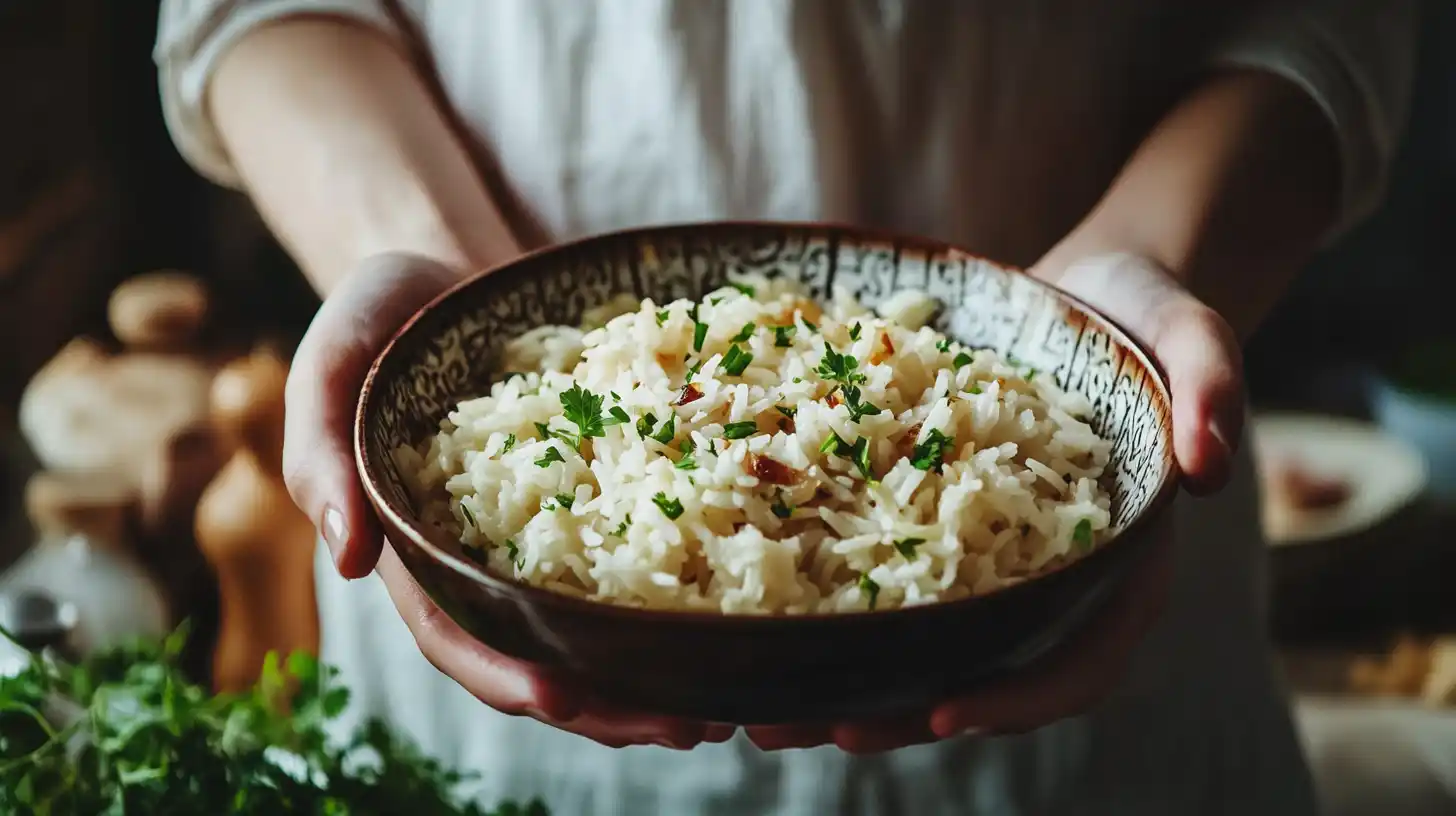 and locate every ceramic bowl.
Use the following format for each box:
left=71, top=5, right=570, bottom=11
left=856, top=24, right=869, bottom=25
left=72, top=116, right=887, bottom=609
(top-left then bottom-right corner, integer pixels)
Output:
left=355, top=222, right=1178, bottom=725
